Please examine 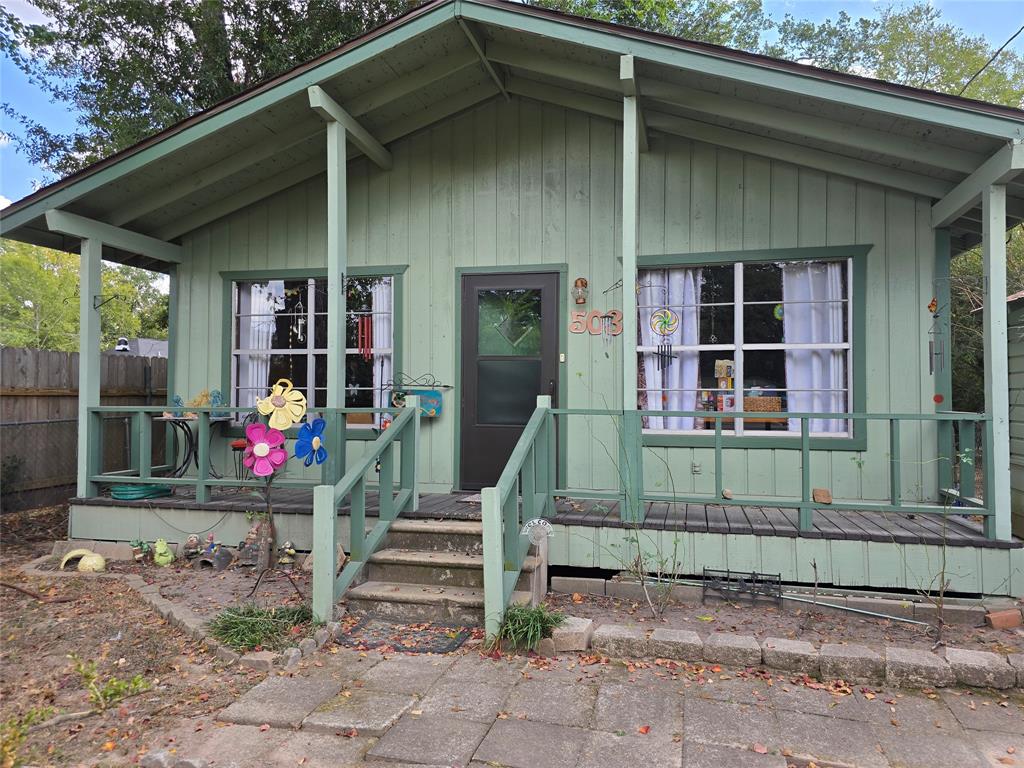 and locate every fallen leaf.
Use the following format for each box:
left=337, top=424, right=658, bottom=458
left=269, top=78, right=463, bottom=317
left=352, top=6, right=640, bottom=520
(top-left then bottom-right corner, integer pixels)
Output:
left=638, top=725, right=651, bottom=735
left=571, top=592, right=584, bottom=604
left=259, top=724, right=271, bottom=732
left=752, top=743, right=768, bottom=754
left=101, top=742, right=116, bottom=752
